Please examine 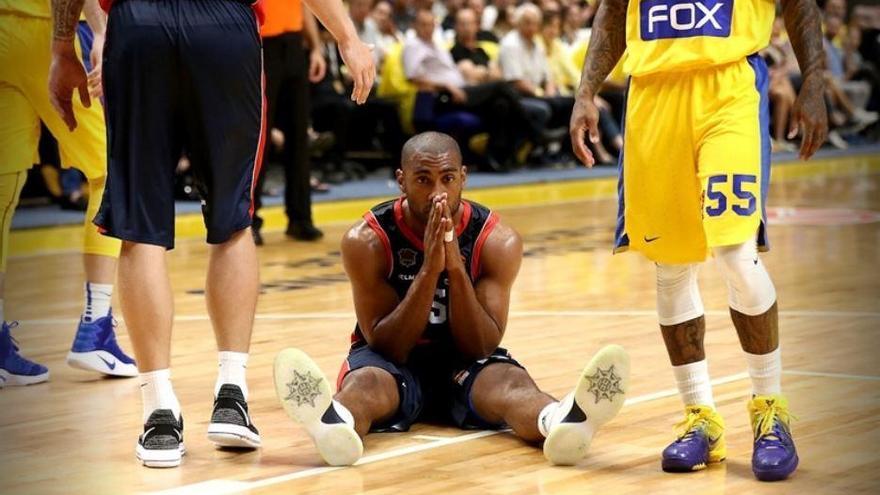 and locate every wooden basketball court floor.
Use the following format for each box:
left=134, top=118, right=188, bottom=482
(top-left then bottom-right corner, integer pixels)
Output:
left=1, top=153, right=878, bottom=494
